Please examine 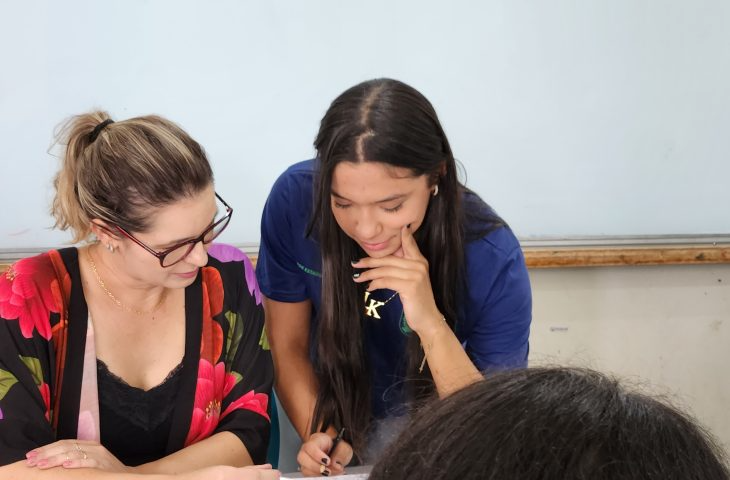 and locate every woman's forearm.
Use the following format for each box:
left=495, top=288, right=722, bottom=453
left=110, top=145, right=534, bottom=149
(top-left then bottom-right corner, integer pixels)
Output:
left=263, top=298, right=320, bottom=440
left=273, top=356, right=320, bottom=440
left=134, top=431, right=252, bottom=474
left=417, top=316, right=483, bottom=398
left=0, top=460, right=169, bottom=480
